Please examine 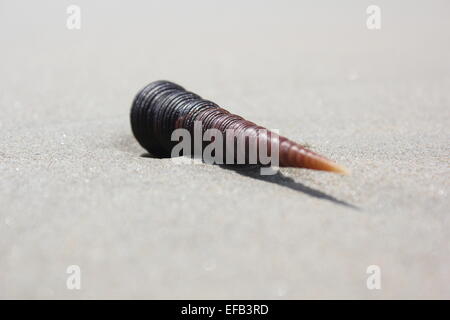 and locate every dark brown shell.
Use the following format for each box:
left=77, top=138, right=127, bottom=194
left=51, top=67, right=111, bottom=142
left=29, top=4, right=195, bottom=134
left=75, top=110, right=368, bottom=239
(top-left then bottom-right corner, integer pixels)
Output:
left=130, top=80, right=347, bottom=174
